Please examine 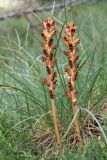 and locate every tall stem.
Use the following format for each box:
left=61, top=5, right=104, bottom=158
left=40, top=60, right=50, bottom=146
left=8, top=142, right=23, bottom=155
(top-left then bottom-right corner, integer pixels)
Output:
left=70, top=78, right=81, bottom=143
left=49, top=68, right=61, bottom=151
left=51, top=98, right=61, bottom=147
